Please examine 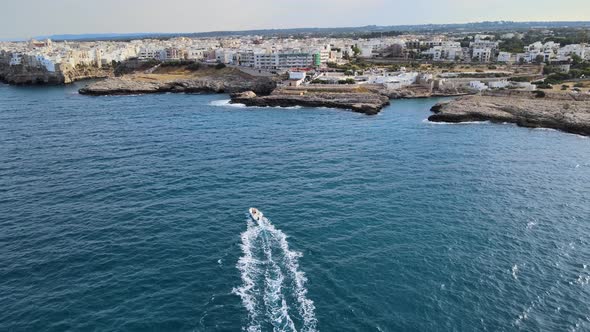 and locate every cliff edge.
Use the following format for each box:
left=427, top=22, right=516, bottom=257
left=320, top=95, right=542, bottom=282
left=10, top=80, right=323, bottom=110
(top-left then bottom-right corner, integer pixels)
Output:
left=429, top=90, right=590, bottom=136
left=78, top=67, right=276, bottom=95
left=231, top=87, right=390, bottom=115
